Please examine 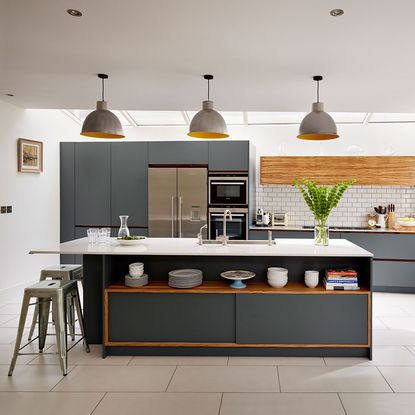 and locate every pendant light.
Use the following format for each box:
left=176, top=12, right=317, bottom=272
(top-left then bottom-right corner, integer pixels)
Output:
left=297, top=75, right=339, bottom=140
left=188, top=74, right=229, bottom=139
left=81, top=73, right=125, bottom=139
